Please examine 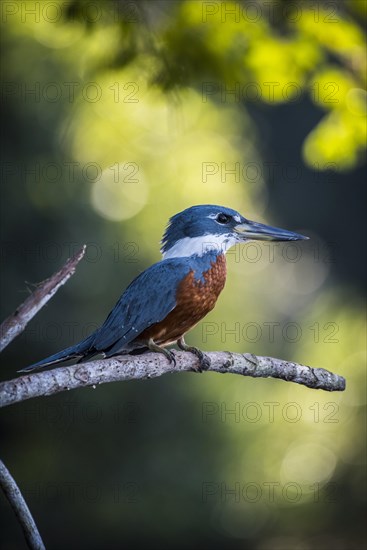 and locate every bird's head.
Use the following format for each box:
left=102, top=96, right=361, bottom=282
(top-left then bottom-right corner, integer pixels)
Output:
left=161, top=204, right=308, bottom=259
